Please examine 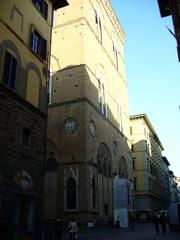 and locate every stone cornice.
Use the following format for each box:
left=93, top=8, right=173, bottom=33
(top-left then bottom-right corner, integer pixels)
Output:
left=101, top=0, right=125, bottom=44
